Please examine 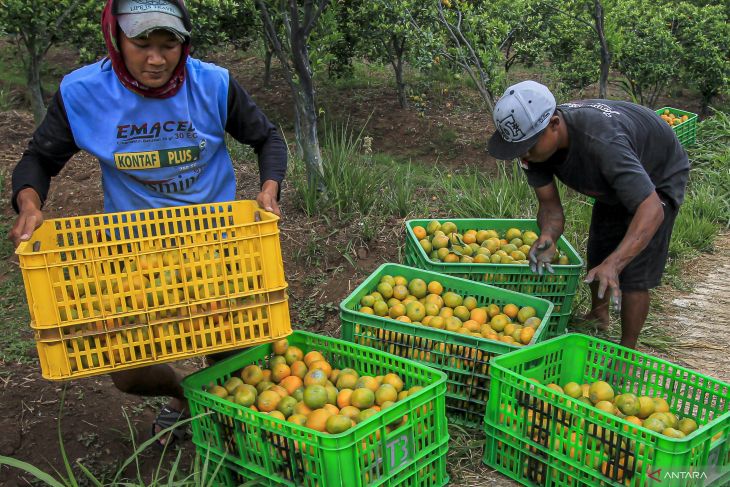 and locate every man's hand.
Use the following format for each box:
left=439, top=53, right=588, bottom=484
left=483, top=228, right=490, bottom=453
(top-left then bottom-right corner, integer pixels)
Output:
left=584, top=258, right=621, bottom=311
left=528, top=236, right=556, bottom=275
left=255, top=180, right=281, bottom=217
left=8, top=188, right=44, bottom=248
